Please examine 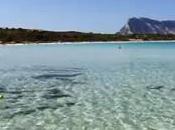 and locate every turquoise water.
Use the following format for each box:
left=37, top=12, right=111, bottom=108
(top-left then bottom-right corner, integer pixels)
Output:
left=0, top=42, right=175, bottom=130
